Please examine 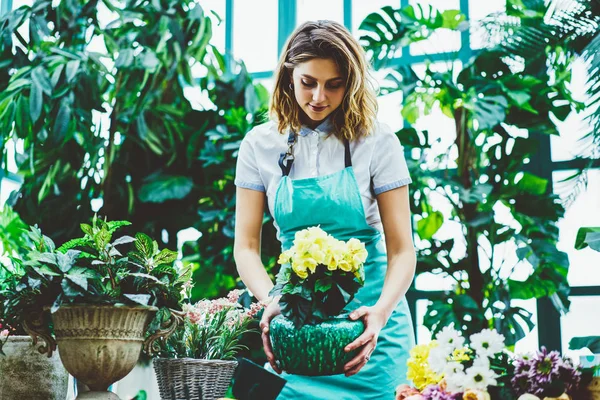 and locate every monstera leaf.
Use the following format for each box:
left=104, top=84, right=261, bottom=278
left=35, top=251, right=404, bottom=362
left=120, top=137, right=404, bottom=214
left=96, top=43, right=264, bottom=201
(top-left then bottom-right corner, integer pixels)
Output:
left=358, top=5, right=465, bottom=68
